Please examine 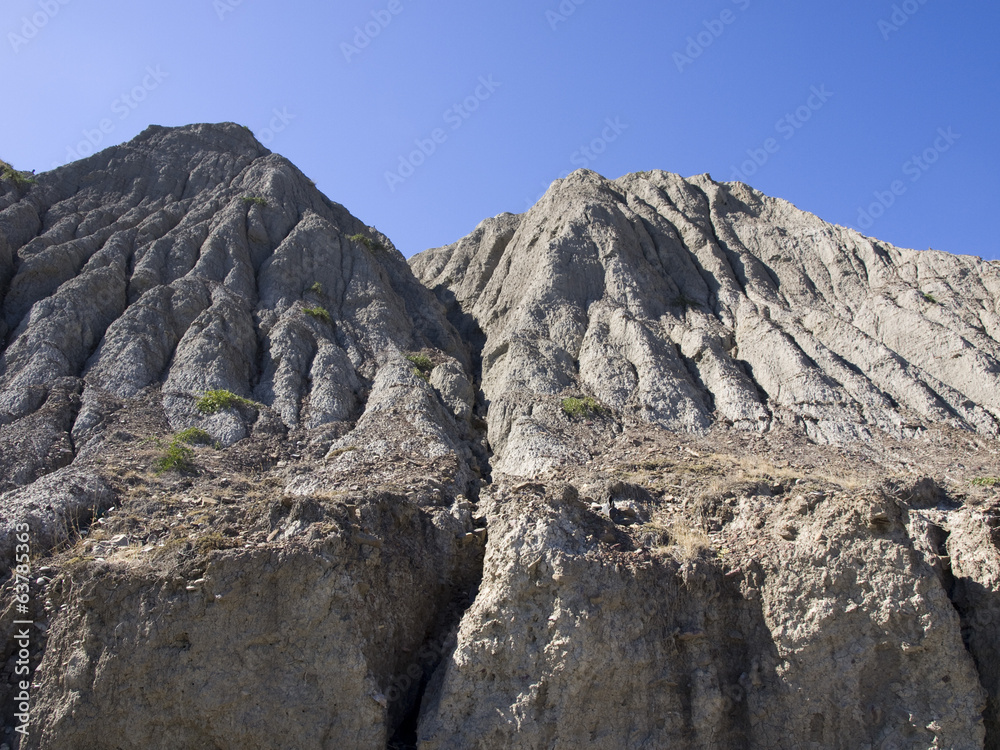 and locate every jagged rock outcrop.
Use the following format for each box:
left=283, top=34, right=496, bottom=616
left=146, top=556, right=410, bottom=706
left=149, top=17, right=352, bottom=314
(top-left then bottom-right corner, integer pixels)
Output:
left=1, top=127, right=999, bottom=749
left=411, top=169, right=1000, bottom=474
left=419, top=475, right=993, bottom=750
left=410, top=169, right=1000, bottom=748
left=32, top=491, right=482, bottom=750
left=0, top=124, right=487, bottom=748
left=0, top=123, right=483, bottom=565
